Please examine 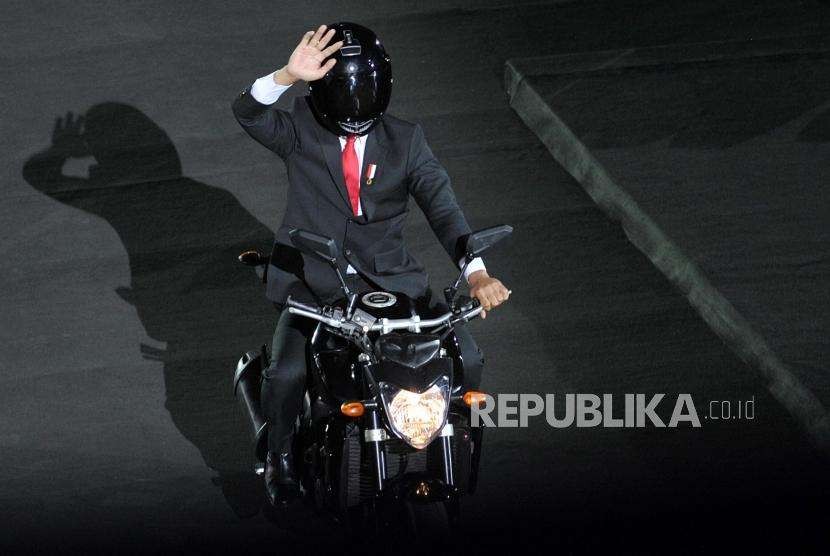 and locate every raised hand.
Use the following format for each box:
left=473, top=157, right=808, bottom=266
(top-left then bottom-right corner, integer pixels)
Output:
left=278, top=25, right=343, bottom=84
left=51, top=111, right=89, bottom=158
